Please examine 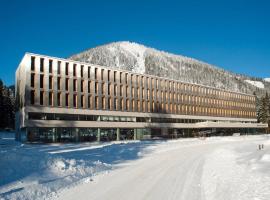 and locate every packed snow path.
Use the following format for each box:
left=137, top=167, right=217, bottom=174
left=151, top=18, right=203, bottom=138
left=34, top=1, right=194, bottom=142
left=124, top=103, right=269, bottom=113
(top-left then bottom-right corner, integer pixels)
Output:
left=56, top=136, right=270, bottom=200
